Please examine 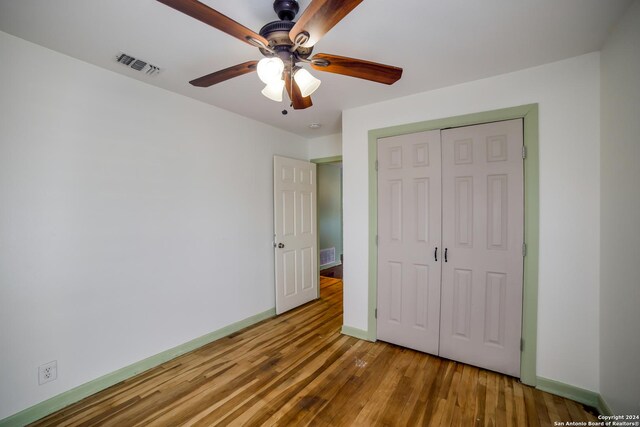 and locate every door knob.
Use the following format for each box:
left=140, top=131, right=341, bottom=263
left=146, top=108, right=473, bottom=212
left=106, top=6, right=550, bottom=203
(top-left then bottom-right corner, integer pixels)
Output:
left=434, top=247, right=438, bottom=261
left=444, top=248, right=448, bottom=262
left=278, top=243, right=285, bottom=248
